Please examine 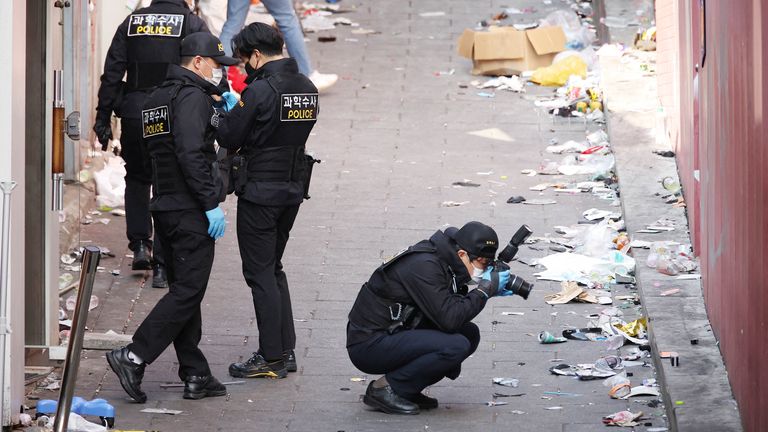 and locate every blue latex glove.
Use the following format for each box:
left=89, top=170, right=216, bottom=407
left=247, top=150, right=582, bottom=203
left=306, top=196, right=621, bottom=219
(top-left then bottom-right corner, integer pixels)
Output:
left=479, top=268, right=511, bottom=298
left=220, top=91, right=238, bottom=112
left=205, top=206, right=226, bottom=240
